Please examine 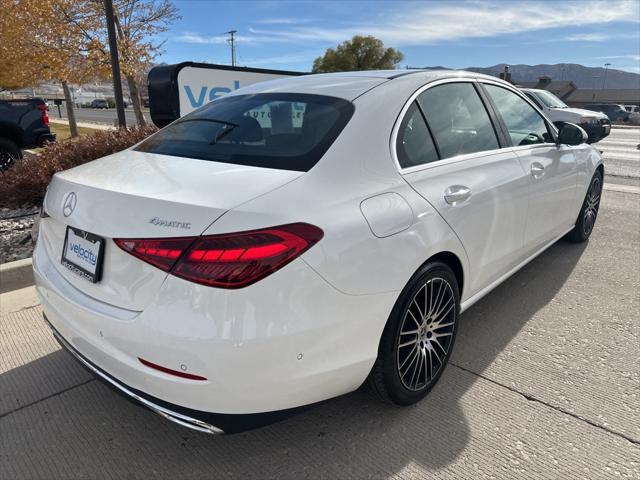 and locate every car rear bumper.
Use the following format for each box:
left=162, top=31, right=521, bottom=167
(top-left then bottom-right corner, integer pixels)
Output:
left=33, top=235, right=397, bottom=430
left=45, top=315, right=319, bottom=434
